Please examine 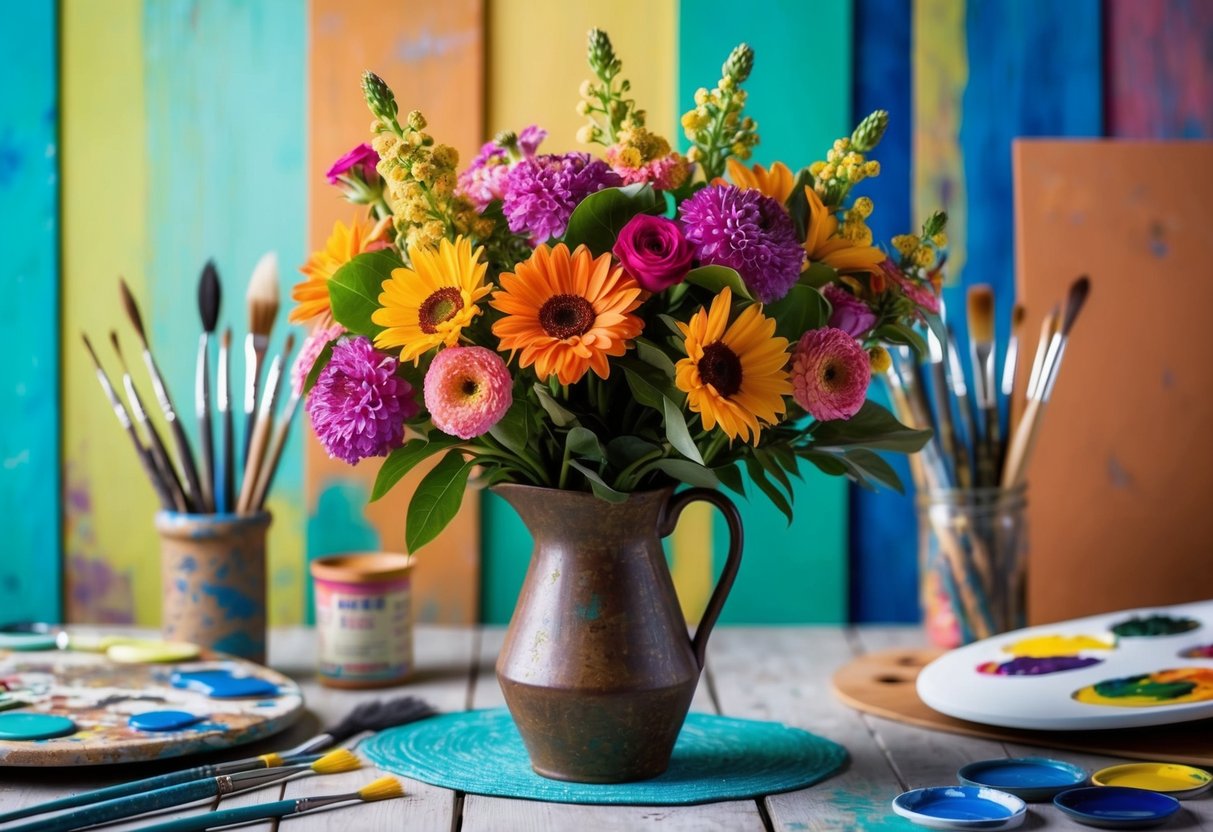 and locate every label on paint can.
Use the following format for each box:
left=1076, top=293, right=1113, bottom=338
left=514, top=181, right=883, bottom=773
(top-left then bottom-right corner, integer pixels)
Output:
left=314, top=577, right=413, bottom=686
